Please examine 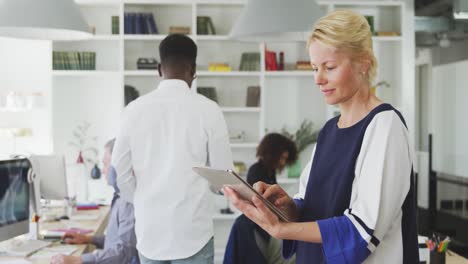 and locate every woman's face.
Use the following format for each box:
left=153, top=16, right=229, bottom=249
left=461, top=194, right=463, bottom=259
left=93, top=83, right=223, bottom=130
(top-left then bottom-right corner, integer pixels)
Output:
left=308, top=40, right=365, bottom=105
left=277, top=151, right=289, bottom=171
